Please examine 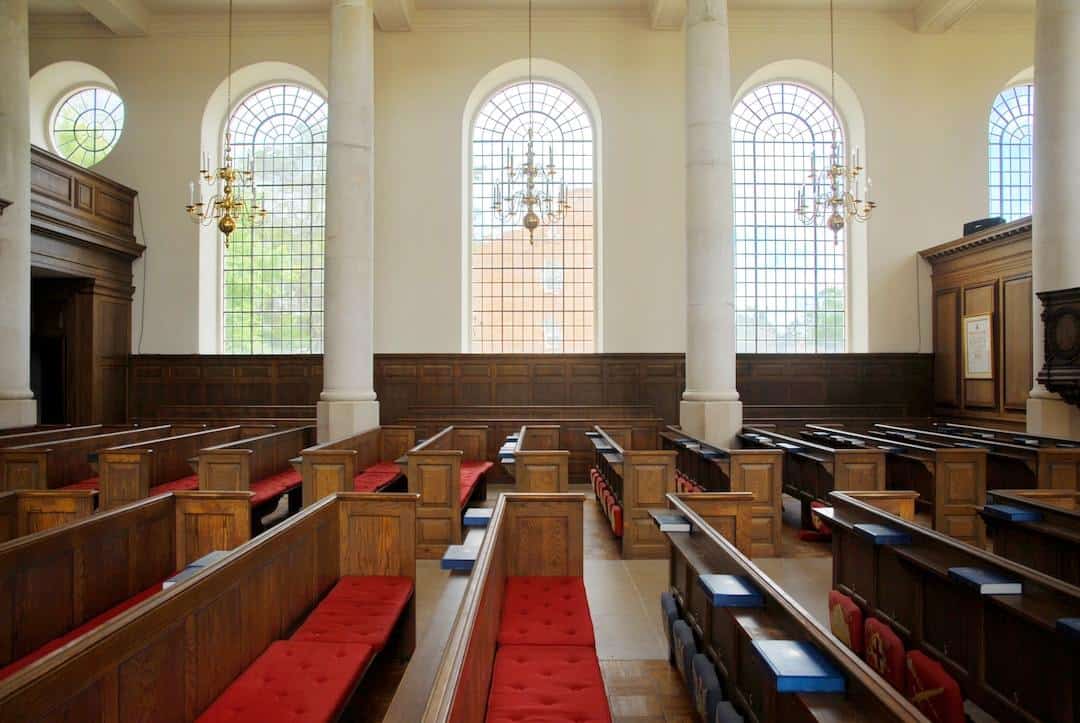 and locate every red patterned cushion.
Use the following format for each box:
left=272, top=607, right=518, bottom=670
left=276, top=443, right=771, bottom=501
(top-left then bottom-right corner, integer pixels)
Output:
left=150, top=475, right=199, bottom=496
left=0, top=582, right=162, bottom=681
left=352, top=462, right=402, bottom=493
left=864, top=617, right=905, bottom=690
left=196, top=641, right=374, bottom=723
left=459, top=461, right=492, bottom=506
left=800, top=500, right=833, bottom=542
left=250, top=469, right=302, bottom=507
left=486, top=645, right=611, bottom=723
left=62, top=477, right=99, bottom=491
left=904, top=650, right=965, bottom=723
left=498, top=576, right=595, bottom=647
left=610, top=504, right=623, bottom=538
left=828, top=590, right=864, bottom=654
left=290, top=576, right=413, bottom=652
